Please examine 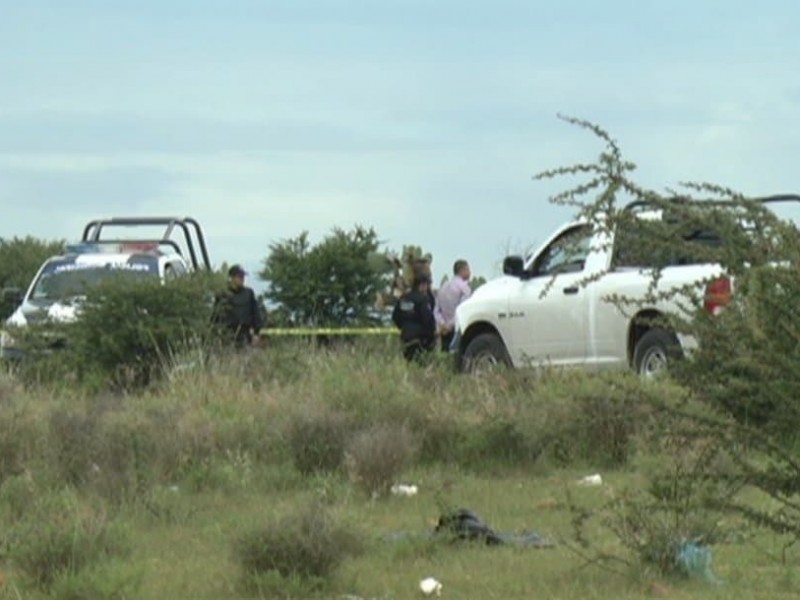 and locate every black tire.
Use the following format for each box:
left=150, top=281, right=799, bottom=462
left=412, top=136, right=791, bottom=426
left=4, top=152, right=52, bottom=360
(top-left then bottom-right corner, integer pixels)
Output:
left=632, top=328, right=681, bottom=378
left=461, top=333, right=511, bottom=374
